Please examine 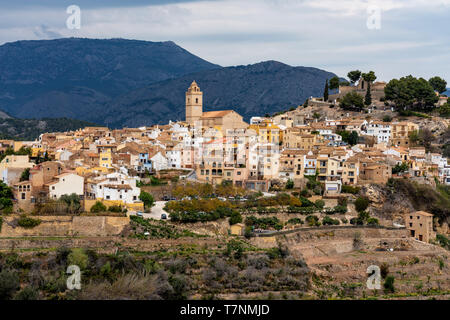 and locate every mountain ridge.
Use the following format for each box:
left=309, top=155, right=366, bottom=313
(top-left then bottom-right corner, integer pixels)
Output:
left=100, top=60, right=338, bottom=127
left=0, top=38, right=338, bottom=127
